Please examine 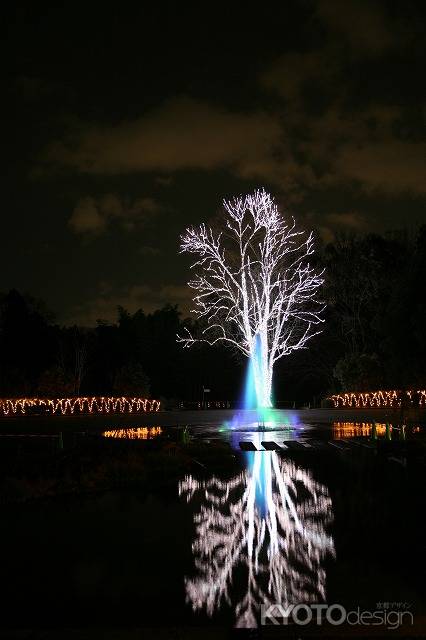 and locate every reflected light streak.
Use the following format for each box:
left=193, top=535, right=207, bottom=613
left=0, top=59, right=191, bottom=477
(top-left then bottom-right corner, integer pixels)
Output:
left=102, top=427, right=162, bottom=439
left=333, top=421, right=387, bottom=438
left=179, top=433, right=334, bottom=628
left=333, top=421, right=421, bottom=439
